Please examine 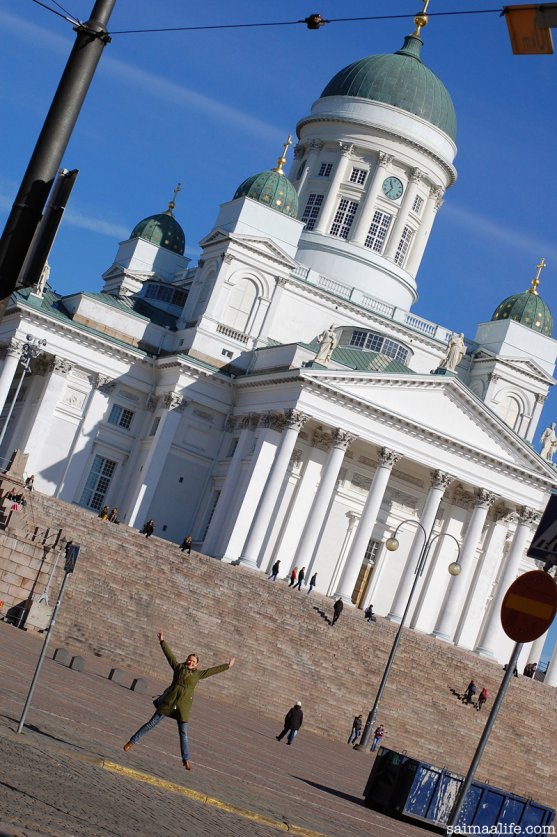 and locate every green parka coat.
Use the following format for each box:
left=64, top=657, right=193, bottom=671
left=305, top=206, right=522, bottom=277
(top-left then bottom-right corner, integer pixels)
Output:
left=155, top=640, right=229, bottom=723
